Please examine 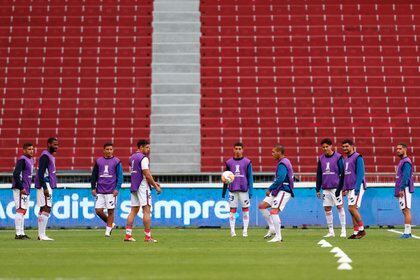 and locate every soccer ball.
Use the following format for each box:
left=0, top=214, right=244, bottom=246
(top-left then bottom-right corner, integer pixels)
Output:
left=221, top=171, right=235, bottom=184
